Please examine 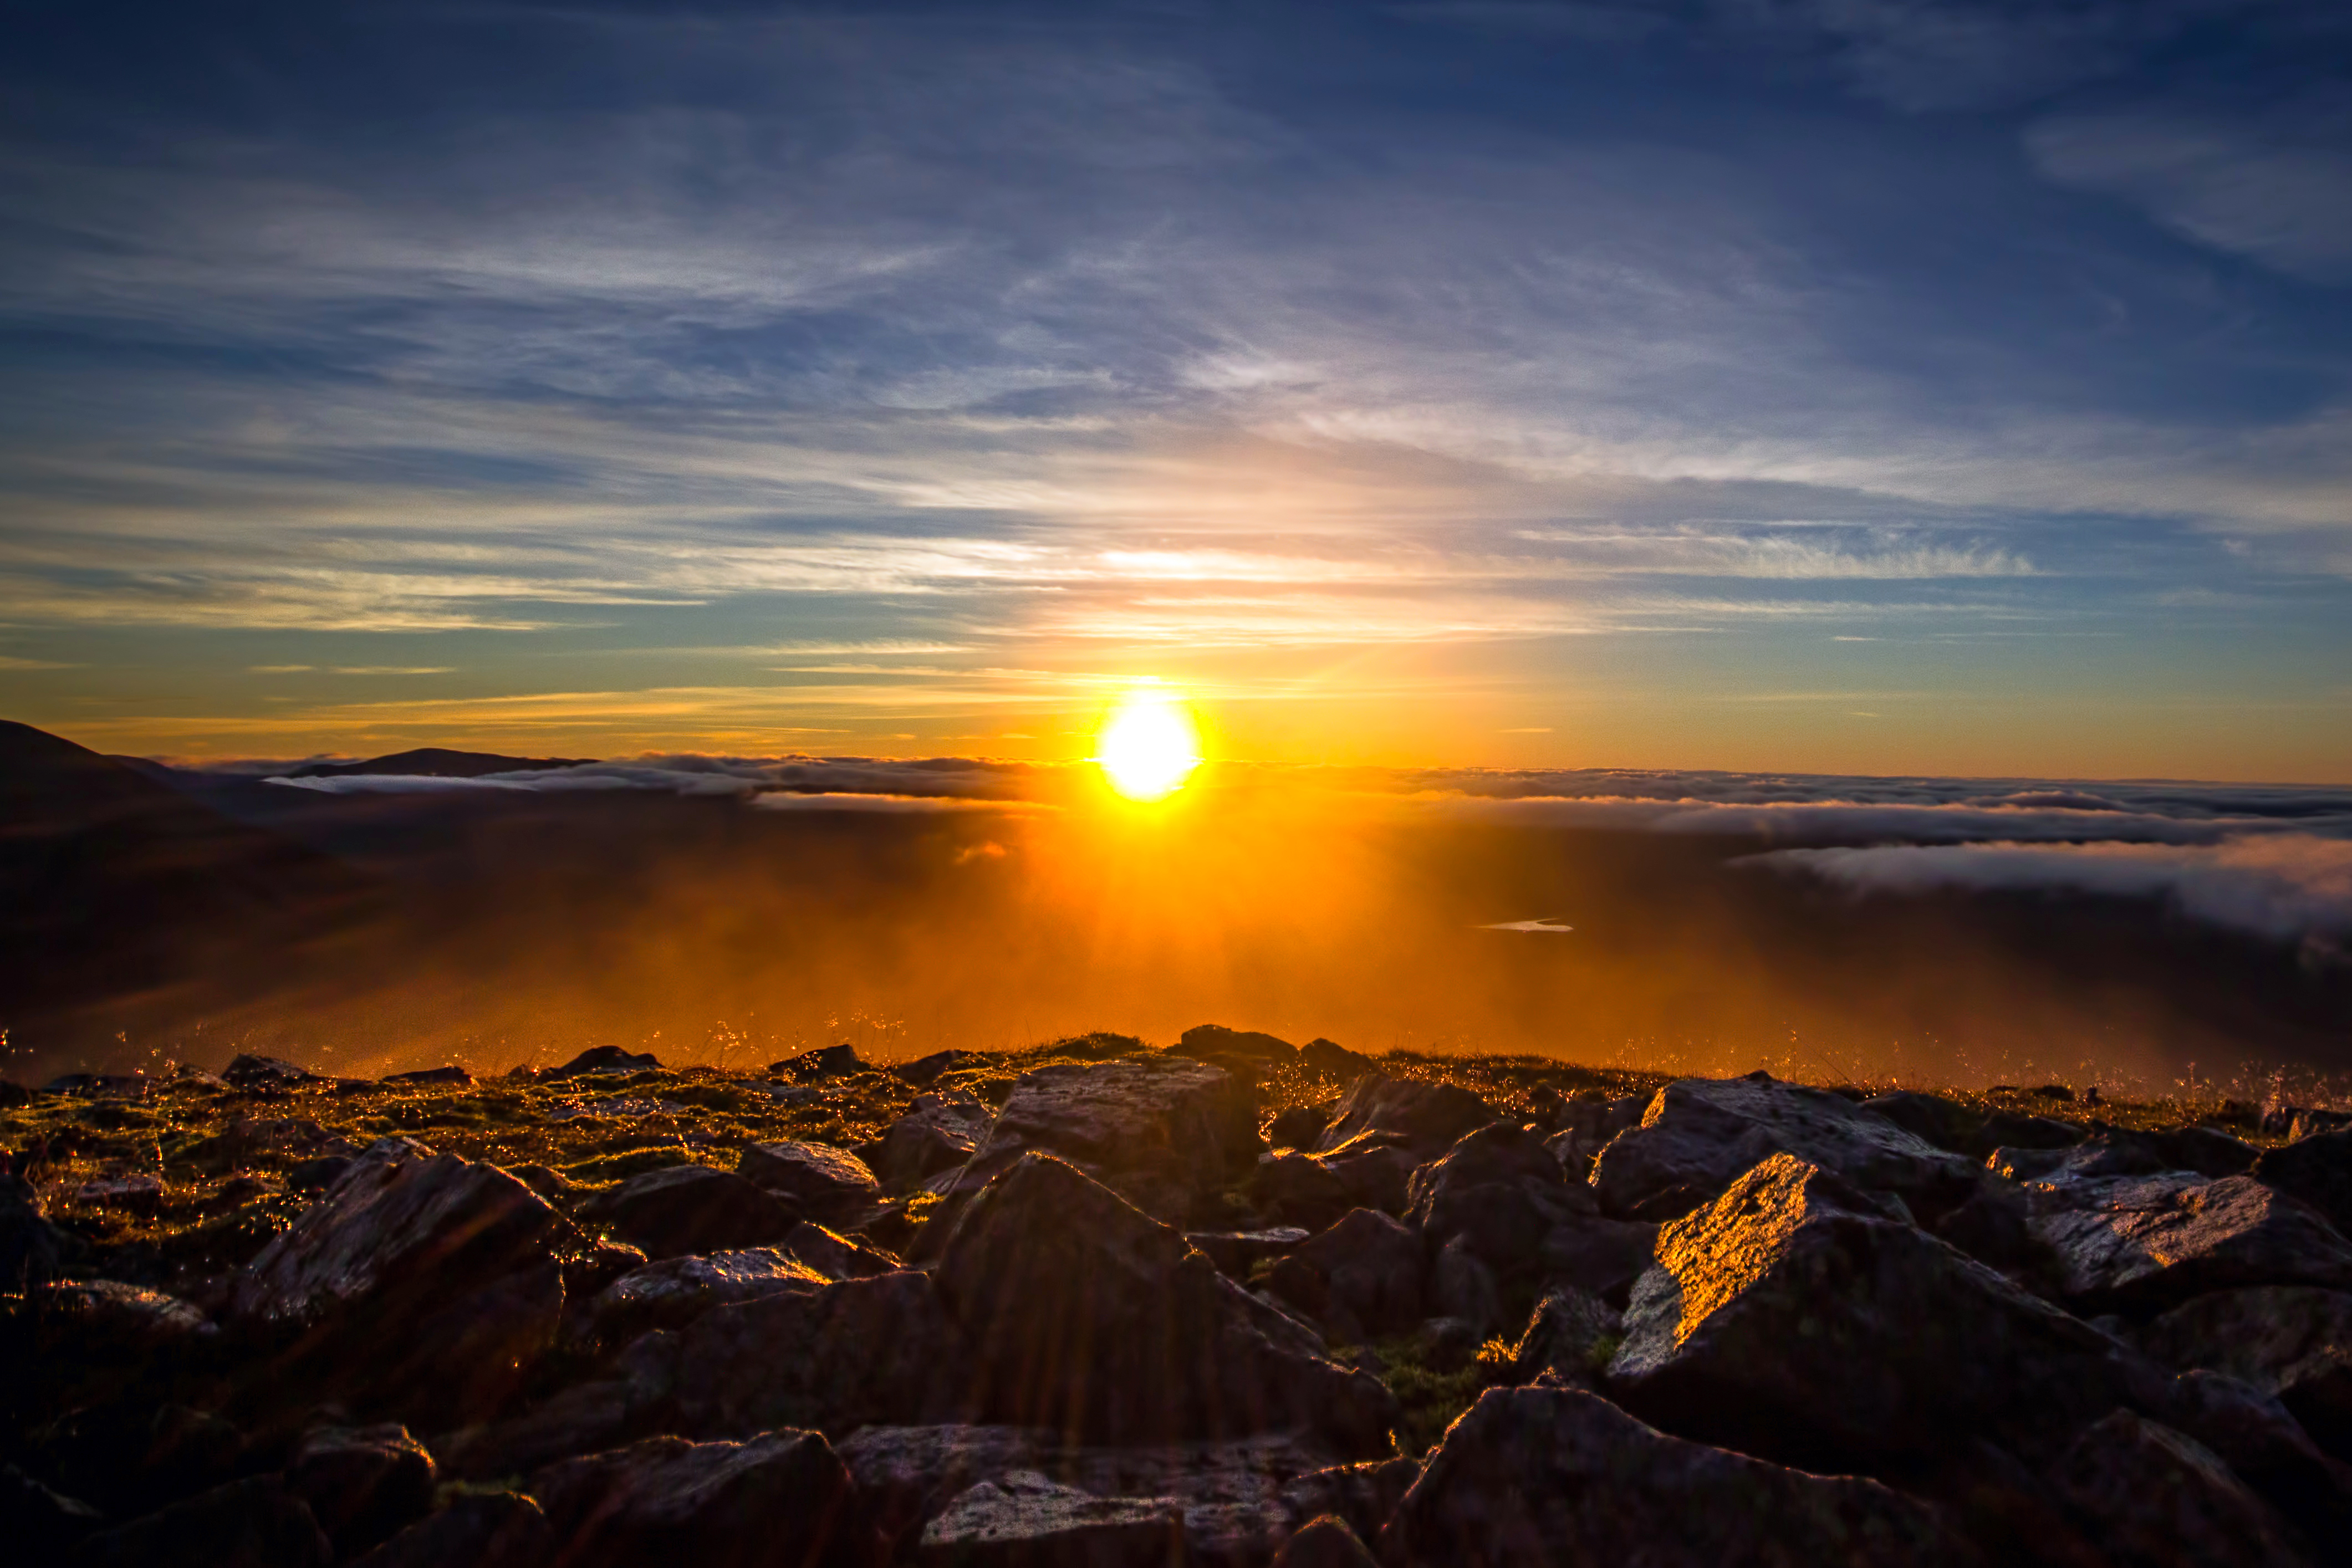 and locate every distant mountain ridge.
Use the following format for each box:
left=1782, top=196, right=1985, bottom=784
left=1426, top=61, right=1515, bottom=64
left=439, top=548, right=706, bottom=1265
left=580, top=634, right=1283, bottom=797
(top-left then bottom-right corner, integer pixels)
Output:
left=286, top=747, right=596, bottom=779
